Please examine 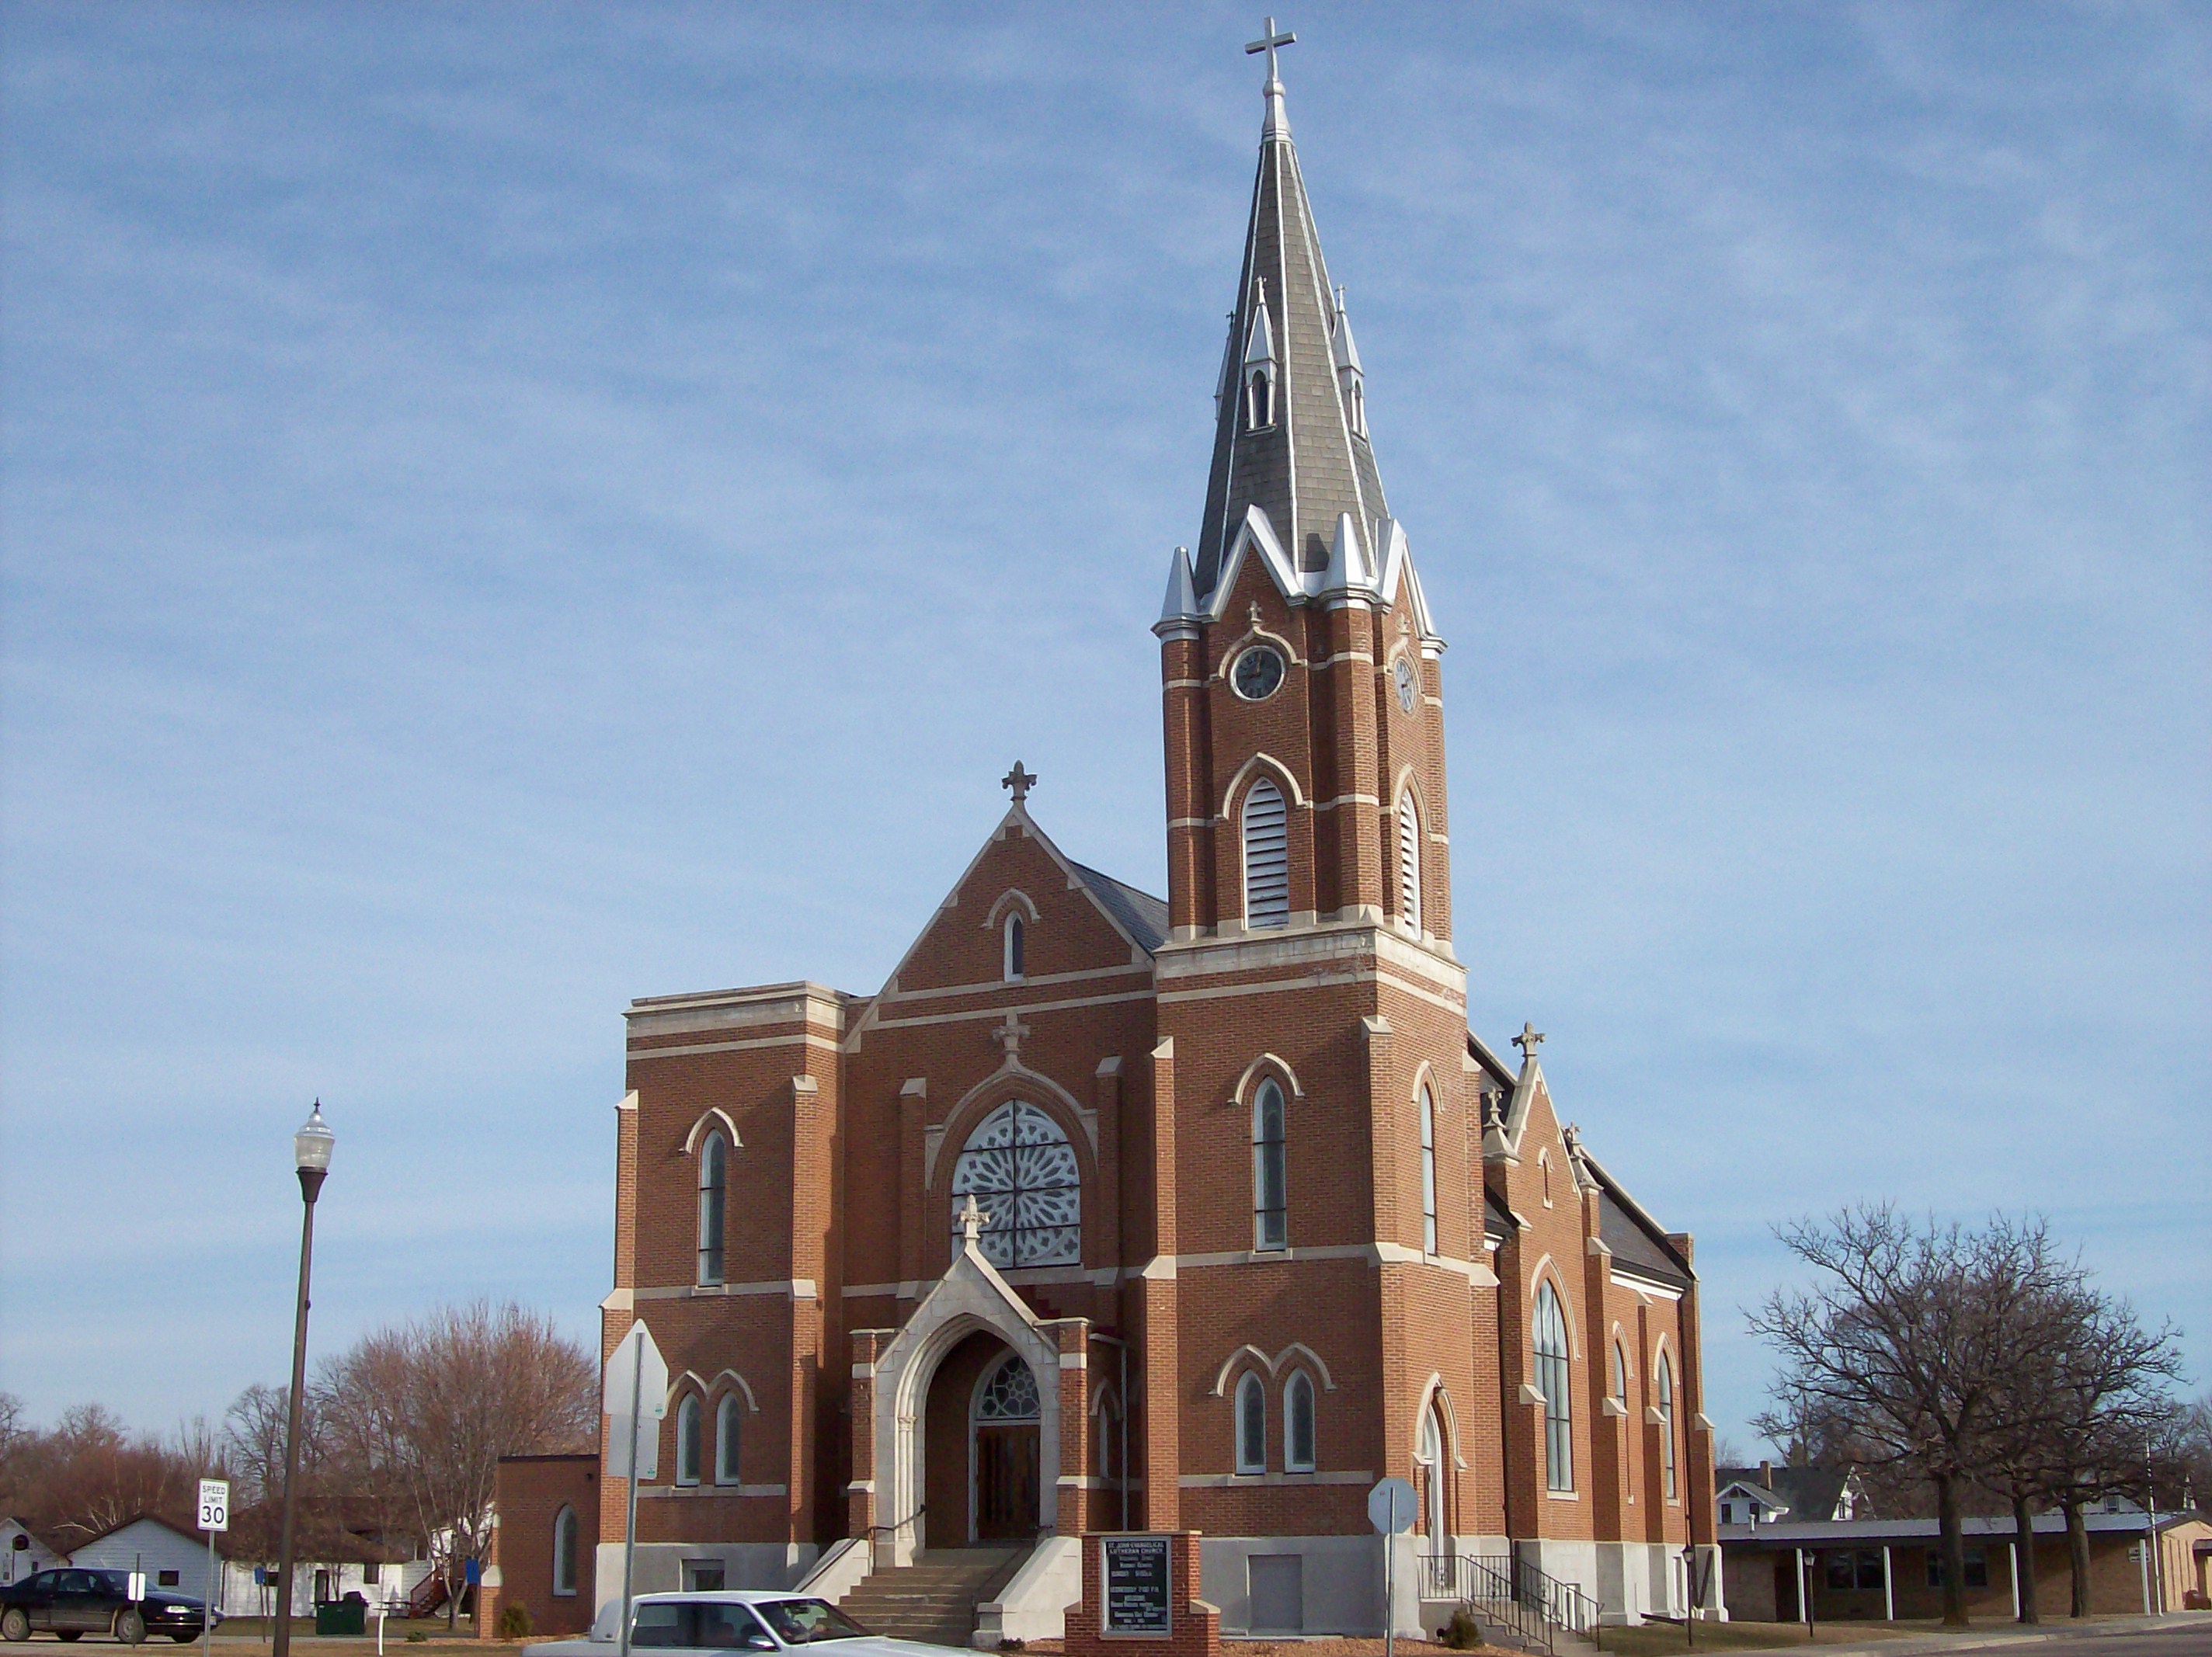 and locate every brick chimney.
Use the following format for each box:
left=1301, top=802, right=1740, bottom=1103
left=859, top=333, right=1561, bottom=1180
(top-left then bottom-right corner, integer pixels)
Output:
left=1759, top=1461, right=1774, bottom=1489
